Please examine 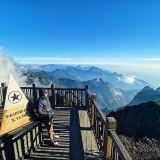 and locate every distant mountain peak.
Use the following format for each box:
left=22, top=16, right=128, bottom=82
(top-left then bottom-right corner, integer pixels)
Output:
left=156, top=87, right=160, bottom=94
left=142, top=86, right=153, bottom=91
left=89, top=66, right=101, bottom=71
left=95, top=78, right=104, bottom=83
left=128, top=85, right=160, bottom=106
